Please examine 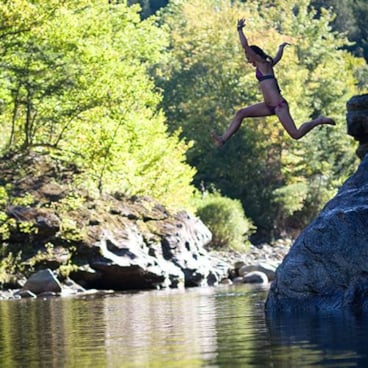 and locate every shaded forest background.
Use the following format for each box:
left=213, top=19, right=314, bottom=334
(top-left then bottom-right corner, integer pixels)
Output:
left=0, top=0, right=367, bottom=249
left=130, top=0, right=368, bottom=62
left=129, top=0, right=368, bottom=240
